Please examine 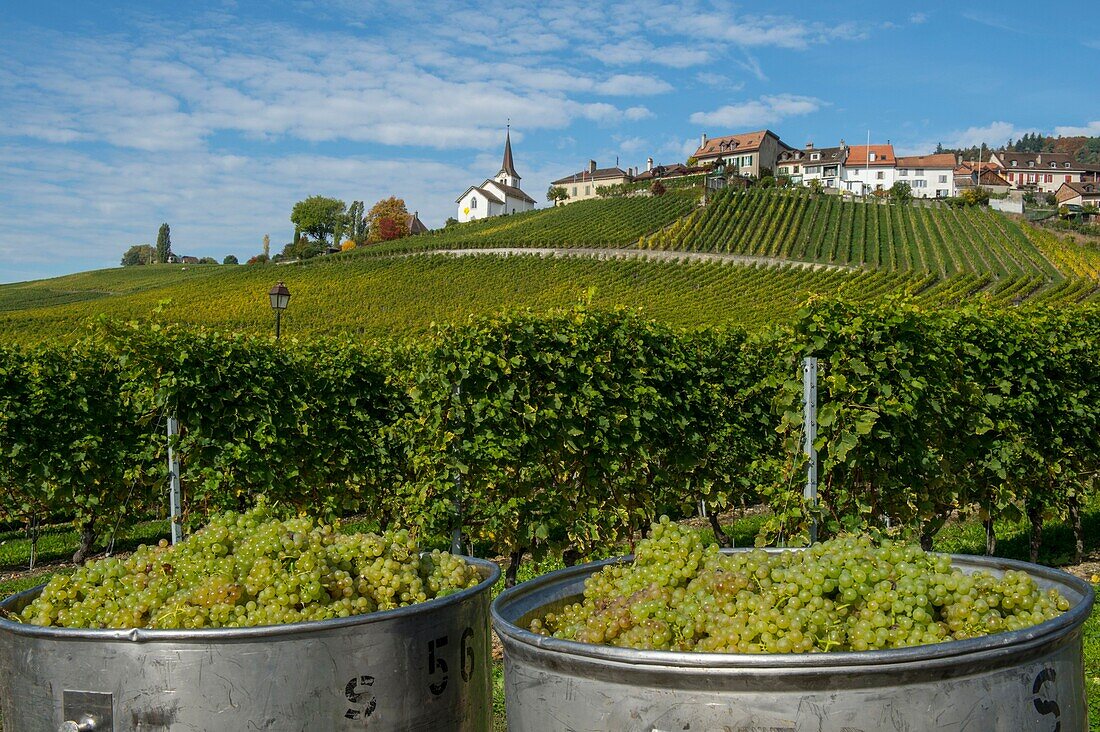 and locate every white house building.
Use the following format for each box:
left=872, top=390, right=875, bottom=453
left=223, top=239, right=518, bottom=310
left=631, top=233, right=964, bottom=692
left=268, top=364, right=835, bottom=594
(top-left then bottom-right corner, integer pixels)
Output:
left=455, top=129, right=536, bottom=223
left=894, top=153, right=957, bottom=198
left=842, top=144, right=897, bottom=194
